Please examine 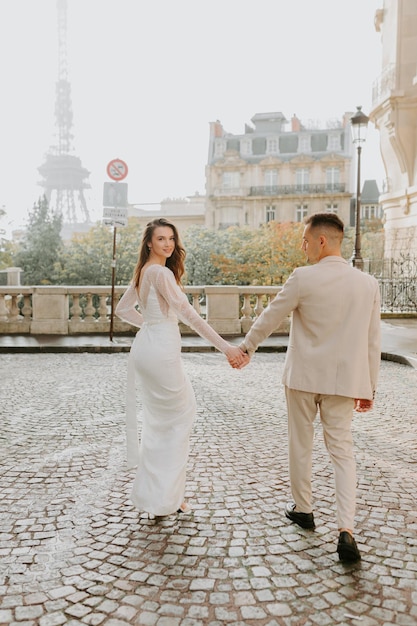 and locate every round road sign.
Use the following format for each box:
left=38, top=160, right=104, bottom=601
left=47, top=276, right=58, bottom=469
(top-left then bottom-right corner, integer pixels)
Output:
left=106, top=158, right=128, bottom=181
